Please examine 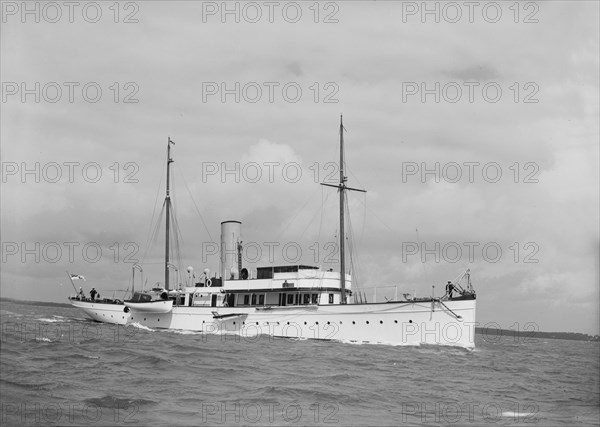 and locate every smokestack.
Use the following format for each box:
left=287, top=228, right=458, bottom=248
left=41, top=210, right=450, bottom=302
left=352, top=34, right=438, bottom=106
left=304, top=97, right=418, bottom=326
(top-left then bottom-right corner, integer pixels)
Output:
left=220, top=220, right=241, bottom=281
